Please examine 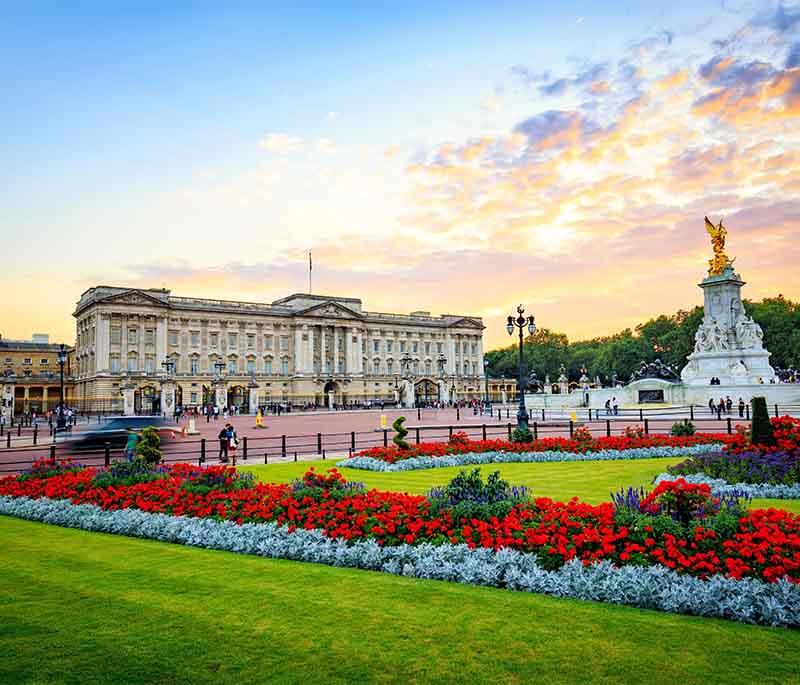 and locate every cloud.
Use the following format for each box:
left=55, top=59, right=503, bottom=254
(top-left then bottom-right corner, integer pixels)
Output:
left=315, top=138, right=336, bottom=155
left=509, top=64, right=550, bottom=87
left=788, top=43, right=800, bottom=68
left=259, top=133, right=303, bottom=154
left=750, top=3, right=800, bottom=33
left=538, top=63, right=610, bottom=96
